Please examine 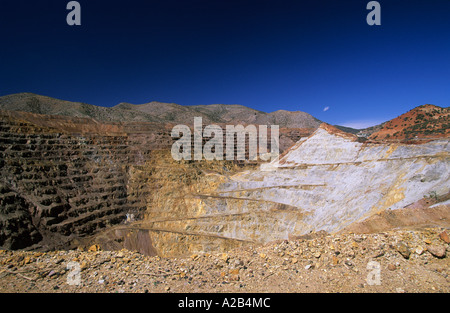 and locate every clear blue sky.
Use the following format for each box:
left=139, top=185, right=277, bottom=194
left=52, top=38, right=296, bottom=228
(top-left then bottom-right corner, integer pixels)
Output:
left=1, top=0, right=449, bottom=128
